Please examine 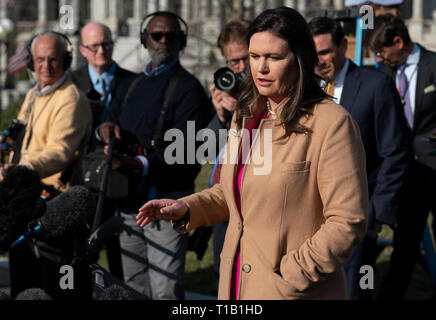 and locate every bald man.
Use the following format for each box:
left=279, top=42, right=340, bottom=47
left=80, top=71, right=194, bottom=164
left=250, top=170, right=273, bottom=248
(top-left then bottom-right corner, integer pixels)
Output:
left=70, top=22, right=135, bottom=282
left=70, top=22, right=136, bottom=130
